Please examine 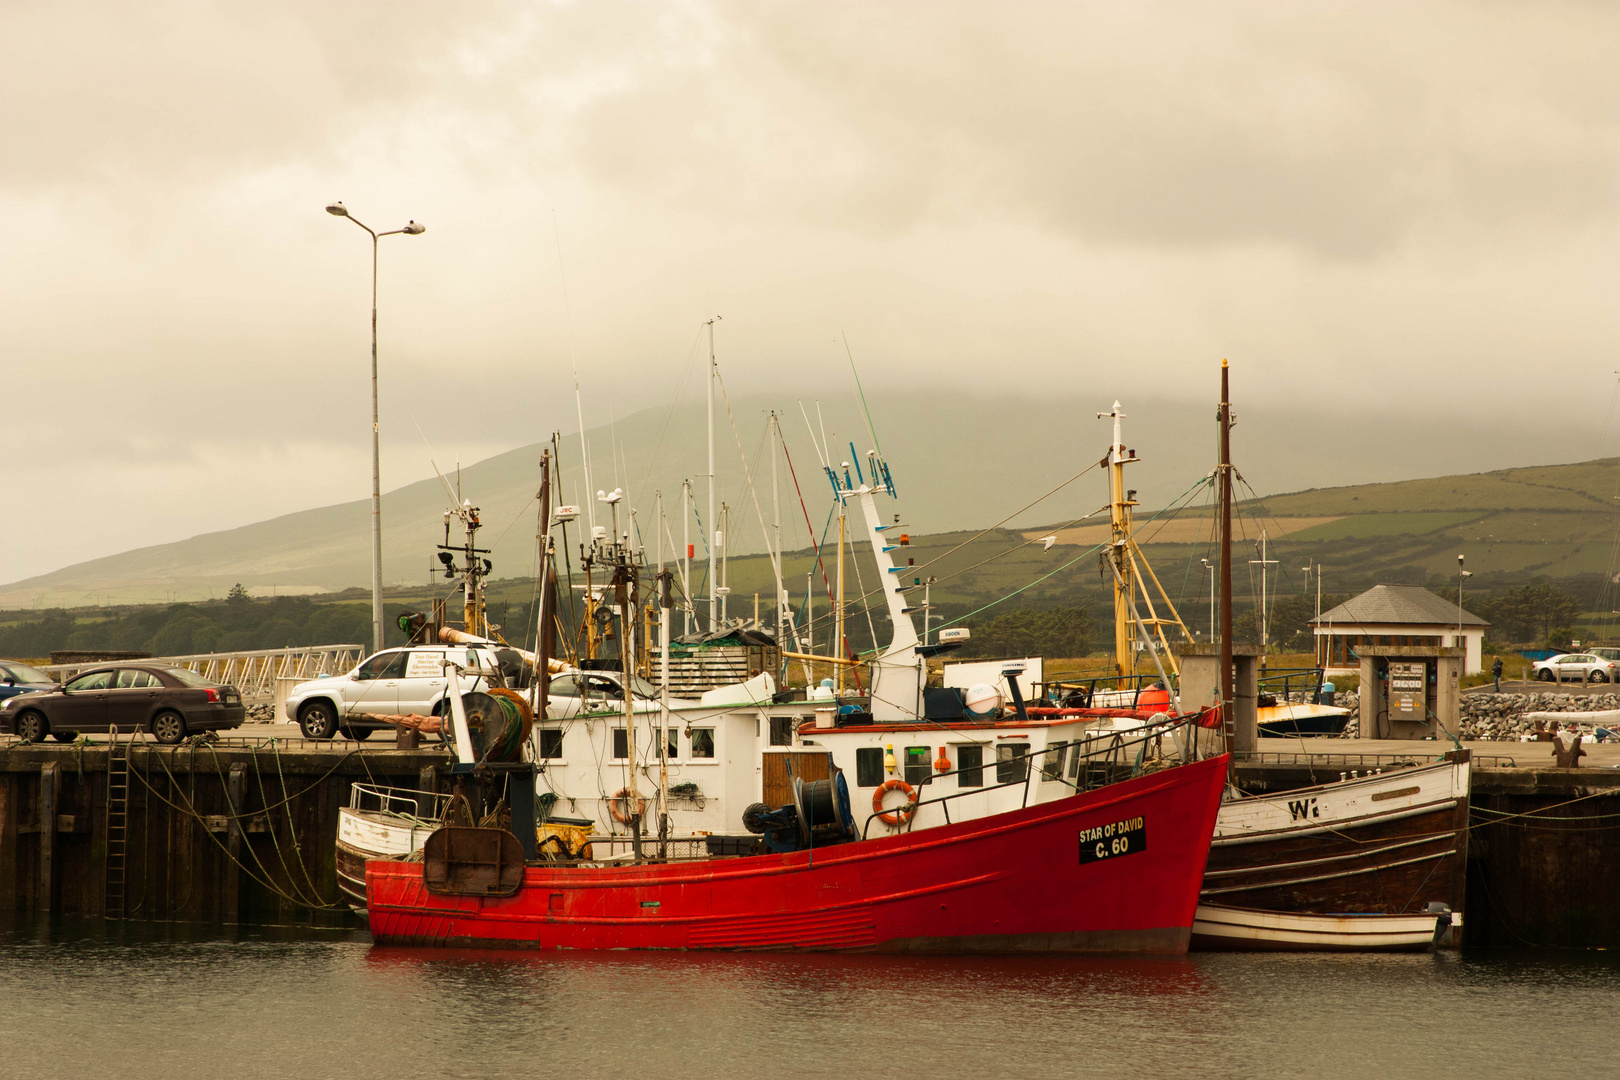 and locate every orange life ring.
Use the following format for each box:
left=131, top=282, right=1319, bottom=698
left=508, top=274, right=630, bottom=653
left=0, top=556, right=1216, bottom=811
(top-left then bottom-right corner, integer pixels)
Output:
left=872, top=778, right=917, bottom=826
left=608, top=788, right=646, bottom=824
